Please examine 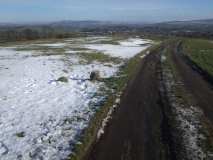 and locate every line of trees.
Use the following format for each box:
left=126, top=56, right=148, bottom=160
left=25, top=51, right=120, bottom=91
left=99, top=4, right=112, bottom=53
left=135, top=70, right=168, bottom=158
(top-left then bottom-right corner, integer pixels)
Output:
left=0, top=26, right=77, bottom=42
